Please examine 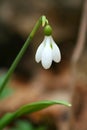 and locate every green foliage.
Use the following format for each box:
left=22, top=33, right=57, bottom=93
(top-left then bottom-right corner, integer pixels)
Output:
left=10, top=120, right=47, bottom=130
left=35, top=126, right=47, bottom=130
left=0, top=86, right=13, bottom=99
left=10, top=120, right=34, bottom=130
left=0, top=100, right=71, bottom=129
left=0, top=74, right=14, bottom=99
